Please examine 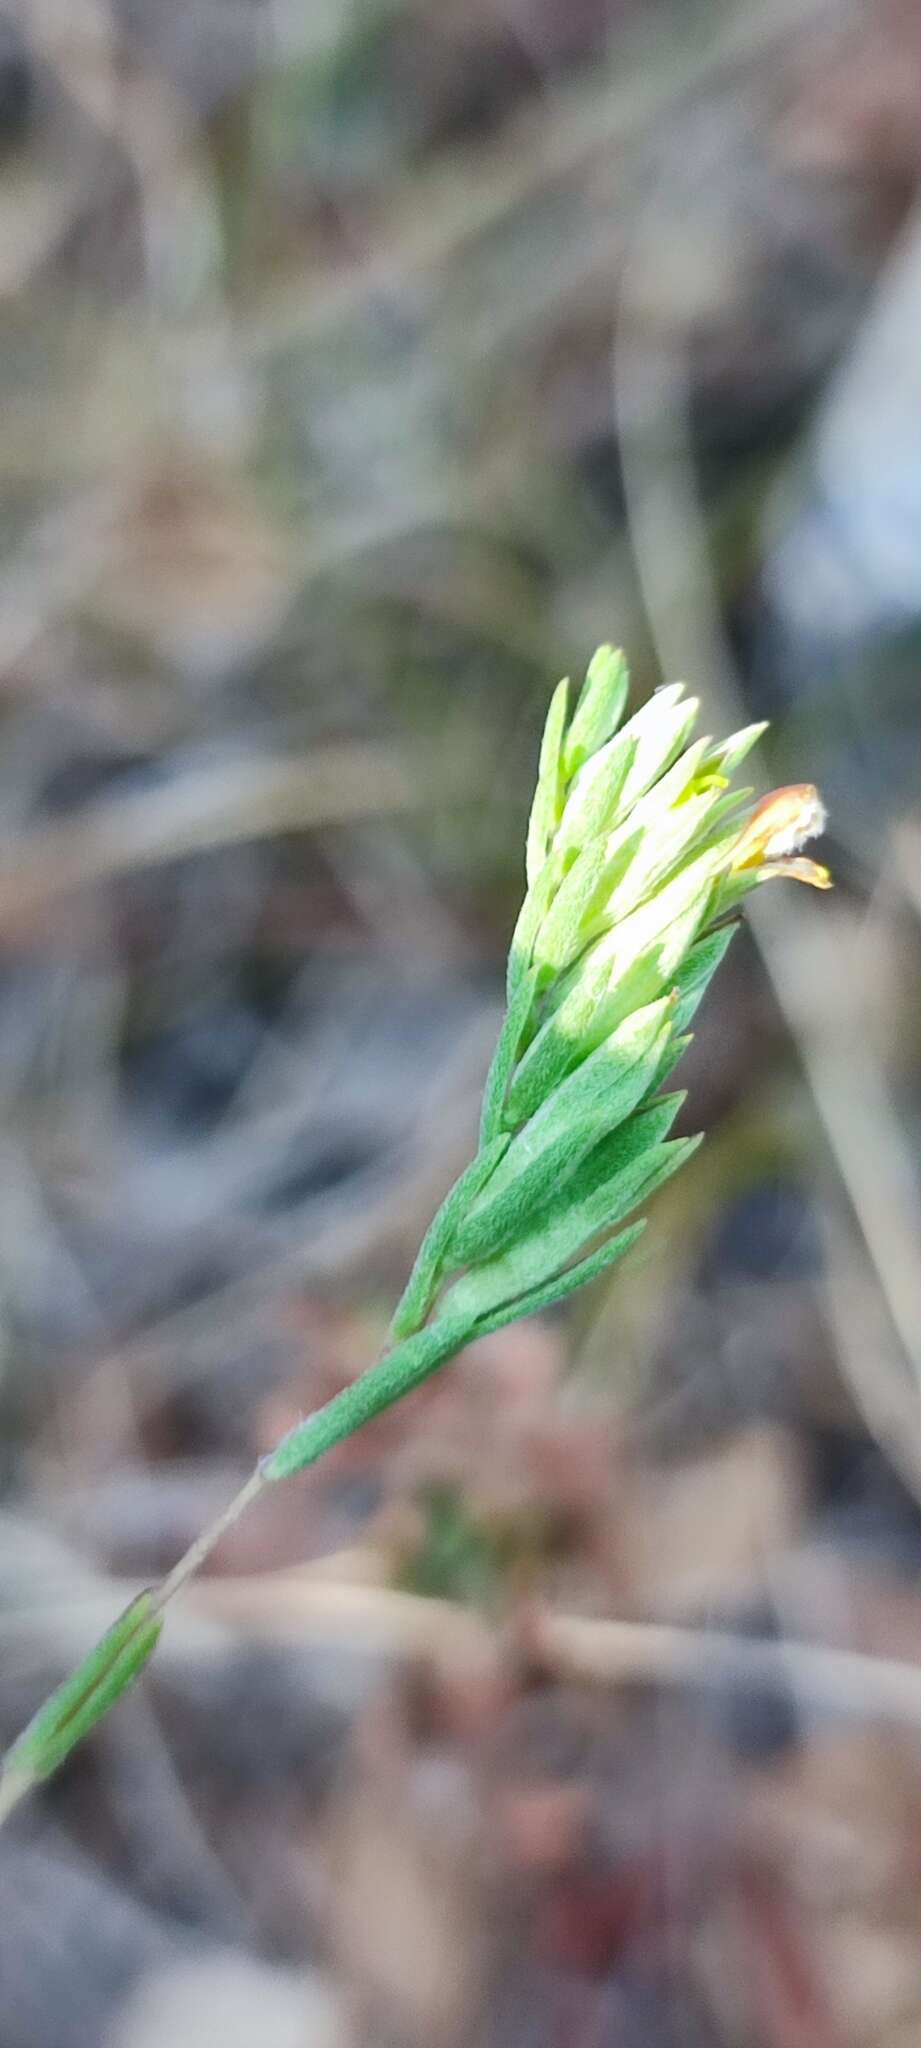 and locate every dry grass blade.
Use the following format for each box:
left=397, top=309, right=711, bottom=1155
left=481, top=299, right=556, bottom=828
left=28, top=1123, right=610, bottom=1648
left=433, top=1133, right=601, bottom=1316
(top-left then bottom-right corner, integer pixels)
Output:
left=0, top=744, right=426, bottom=927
